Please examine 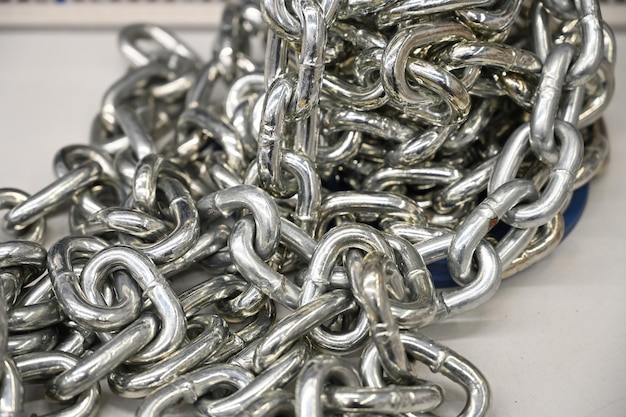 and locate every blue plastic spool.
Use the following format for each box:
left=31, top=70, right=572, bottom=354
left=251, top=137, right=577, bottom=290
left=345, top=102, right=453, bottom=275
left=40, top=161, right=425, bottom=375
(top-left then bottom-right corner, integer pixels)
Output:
left=430, top=184, right=590, bottom=288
